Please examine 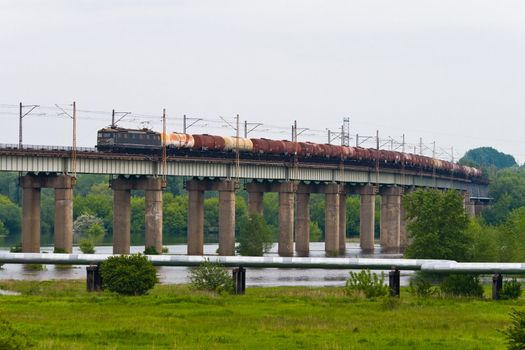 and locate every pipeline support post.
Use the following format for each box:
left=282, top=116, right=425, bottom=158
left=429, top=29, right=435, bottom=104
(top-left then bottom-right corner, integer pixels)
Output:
left=492, top=274, right=503, bottom=300
left=389, top=268, right=400, bottom=297
left=232, top=267, right=246, bottom=295
left=86, top=265, right=103, bottom=292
